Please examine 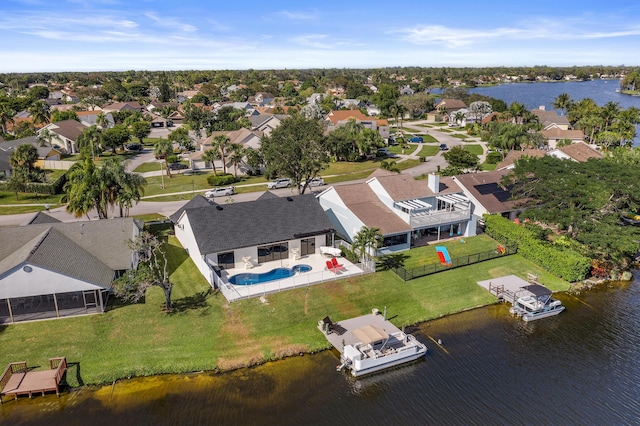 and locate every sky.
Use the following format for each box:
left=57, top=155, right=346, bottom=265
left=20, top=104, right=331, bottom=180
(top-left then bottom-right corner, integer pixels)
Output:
left=1, top=0, right=640, bottom=72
